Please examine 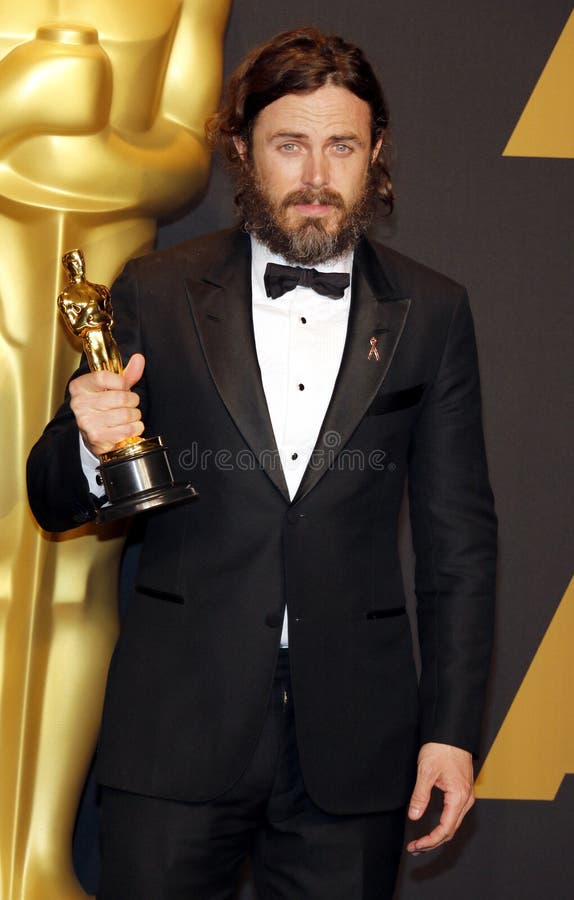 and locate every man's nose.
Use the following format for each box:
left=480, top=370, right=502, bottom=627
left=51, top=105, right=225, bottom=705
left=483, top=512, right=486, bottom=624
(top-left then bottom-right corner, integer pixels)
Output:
left=301, top=150, right=329, bottom=188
